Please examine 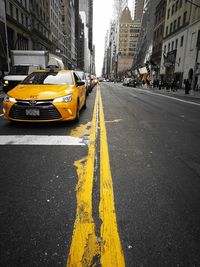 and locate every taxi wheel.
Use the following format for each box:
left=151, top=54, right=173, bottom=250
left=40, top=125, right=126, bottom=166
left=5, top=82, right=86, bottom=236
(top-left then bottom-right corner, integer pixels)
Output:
left=82, top=94, right=87, bottom=110
left=75, top=100, right=80, bottom=122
